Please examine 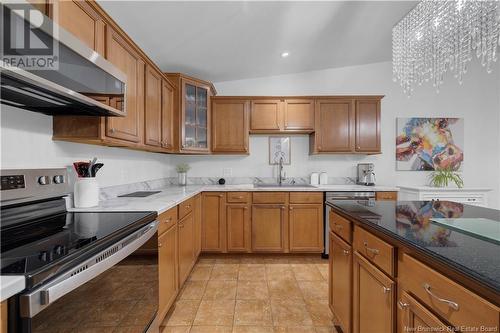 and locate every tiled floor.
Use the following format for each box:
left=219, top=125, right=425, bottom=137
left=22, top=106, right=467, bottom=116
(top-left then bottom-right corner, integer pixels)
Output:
left=161, top=255, right=339, bottom=333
